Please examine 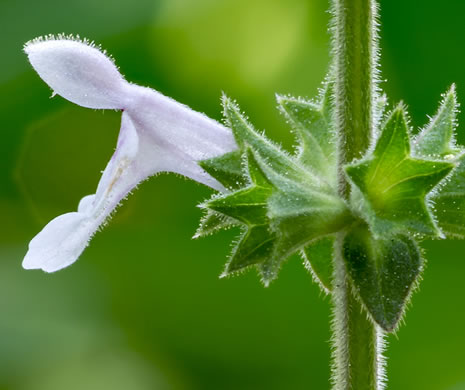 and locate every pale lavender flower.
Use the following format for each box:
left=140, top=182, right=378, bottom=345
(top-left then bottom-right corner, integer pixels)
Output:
left=22, top=36, right=236, bottom=272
